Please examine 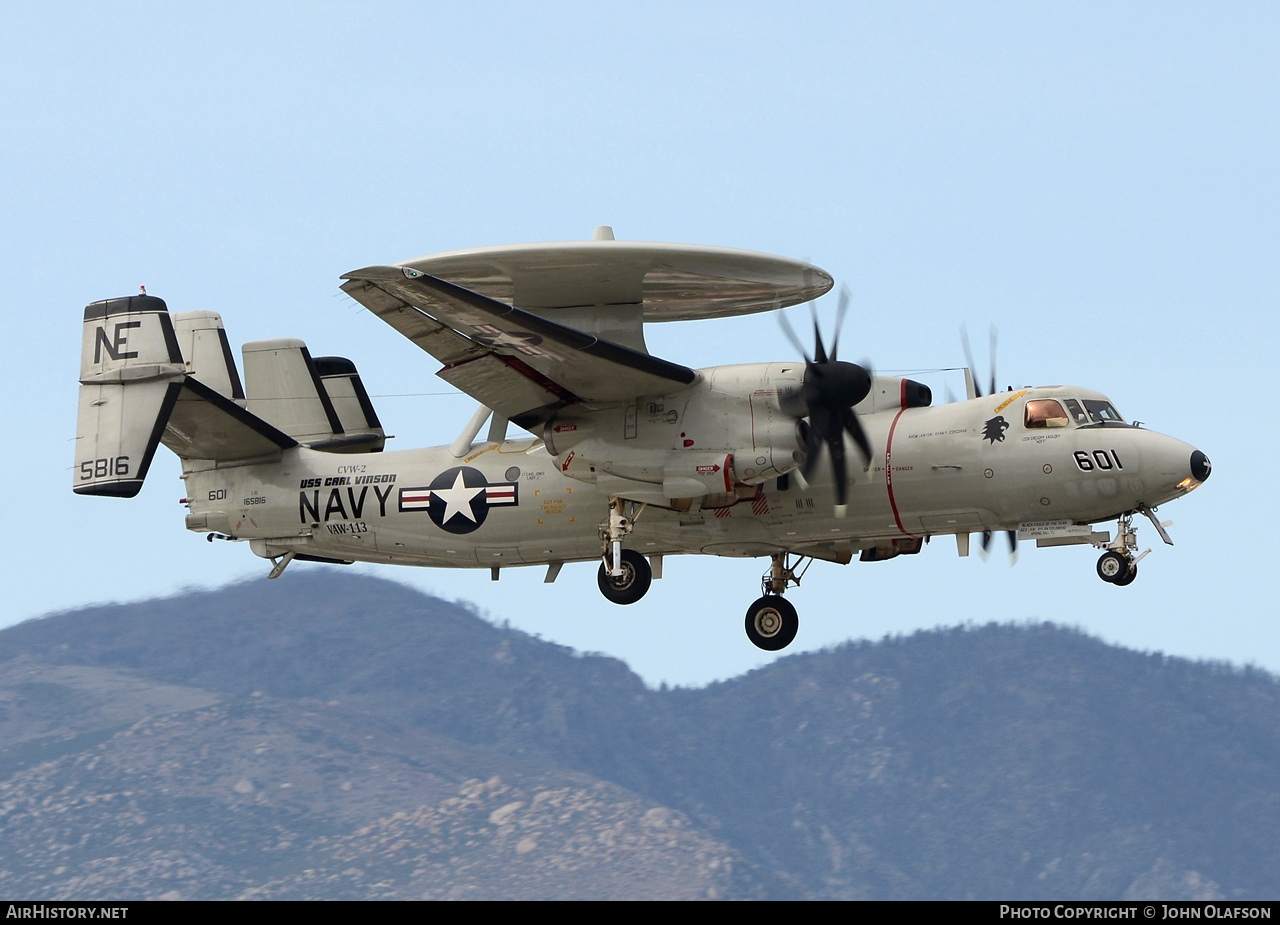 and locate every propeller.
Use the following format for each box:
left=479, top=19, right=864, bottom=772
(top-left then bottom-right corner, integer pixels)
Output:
left=779, top=285, right=873, bottom=515
left=980, top=528, right=1019, bottom=564
left=962, top=323, right=1018, bottom=561
left=960, top=323, right=999, bottom=398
